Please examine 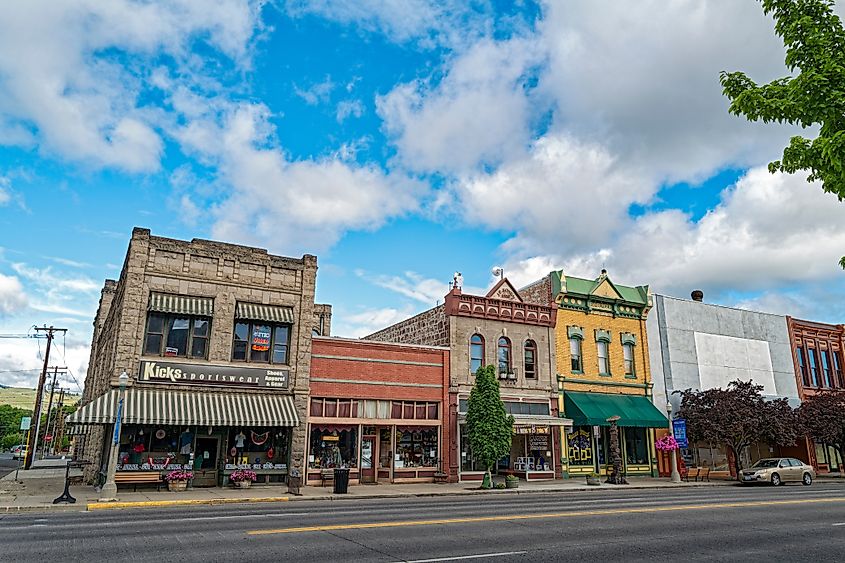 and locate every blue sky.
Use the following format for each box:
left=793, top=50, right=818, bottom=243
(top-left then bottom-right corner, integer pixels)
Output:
left=1, top=1, right=845, bottom=390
